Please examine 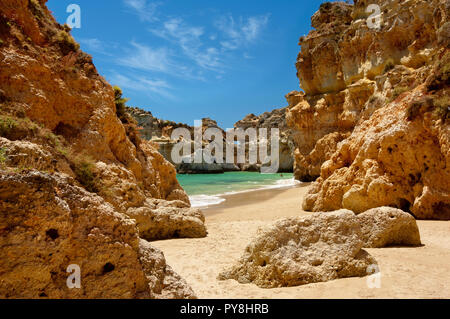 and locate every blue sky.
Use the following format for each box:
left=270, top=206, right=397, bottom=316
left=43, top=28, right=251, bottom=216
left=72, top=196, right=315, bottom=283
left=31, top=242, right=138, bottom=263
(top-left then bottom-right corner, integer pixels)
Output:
left=47, top=0, right=329, bottom=128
